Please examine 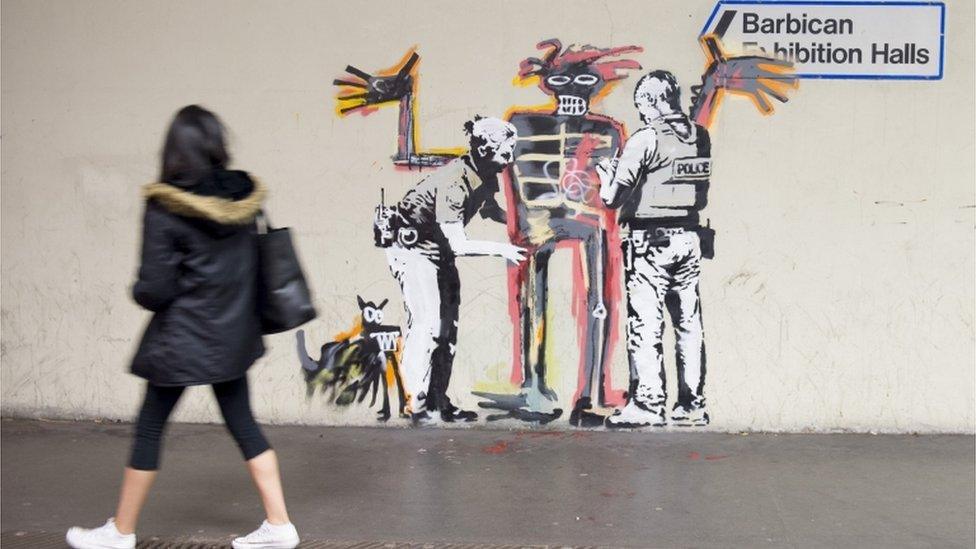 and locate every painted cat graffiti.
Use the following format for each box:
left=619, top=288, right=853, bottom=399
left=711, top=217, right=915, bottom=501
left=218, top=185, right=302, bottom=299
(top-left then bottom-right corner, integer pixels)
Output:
left=296, top=296, right=407, bottom=421
left=318, top=35, right=796, bottom=428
